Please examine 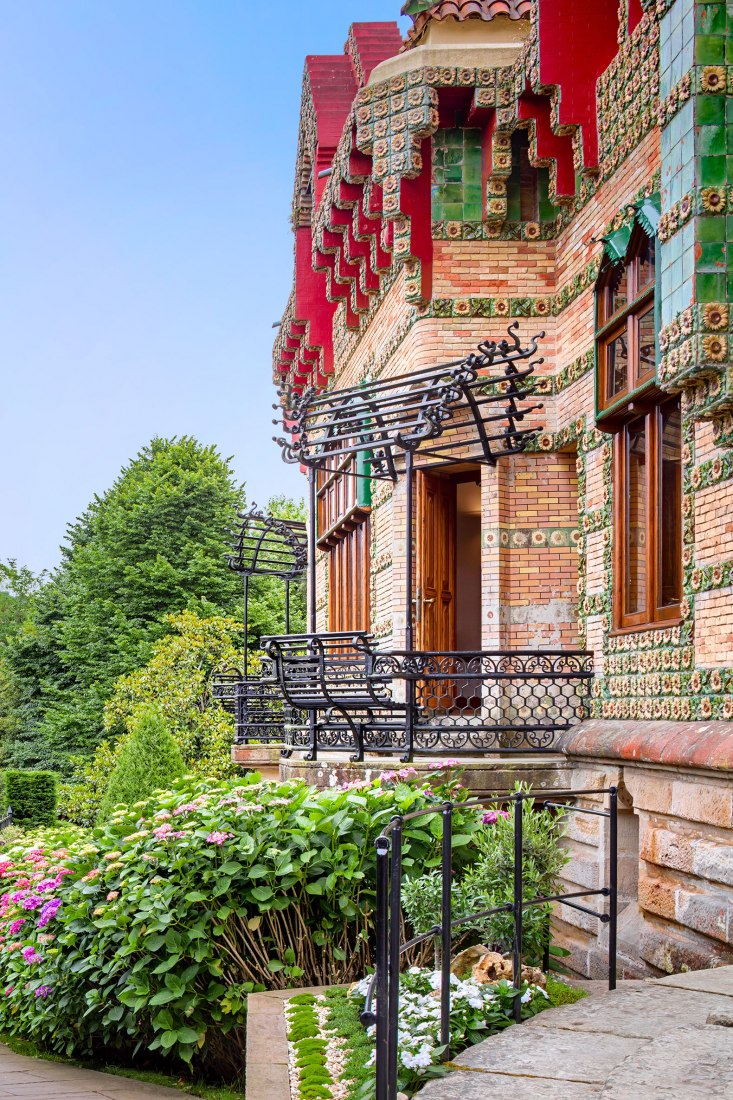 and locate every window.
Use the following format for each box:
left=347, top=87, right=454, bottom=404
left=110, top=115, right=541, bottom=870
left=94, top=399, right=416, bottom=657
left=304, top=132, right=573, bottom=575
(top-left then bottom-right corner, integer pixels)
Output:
left=316, top=455, right=371, bottom=632
left=596, top=226, right=656, bottom=412
left=596, top=218, right=681, bottom=630
left=614, top=399, right=682, bottom=629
